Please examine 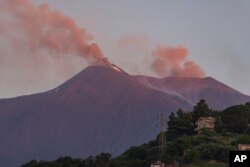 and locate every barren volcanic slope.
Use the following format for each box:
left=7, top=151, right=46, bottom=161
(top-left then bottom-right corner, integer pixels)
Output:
left=135, top=76, right=250, bottom=109
left=0, top=66, right=191, bottom=167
